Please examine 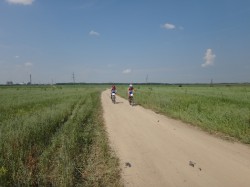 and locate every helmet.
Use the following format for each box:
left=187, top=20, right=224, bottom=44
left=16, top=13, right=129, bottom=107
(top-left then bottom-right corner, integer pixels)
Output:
left=129, top=84, right=132, bottom=87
